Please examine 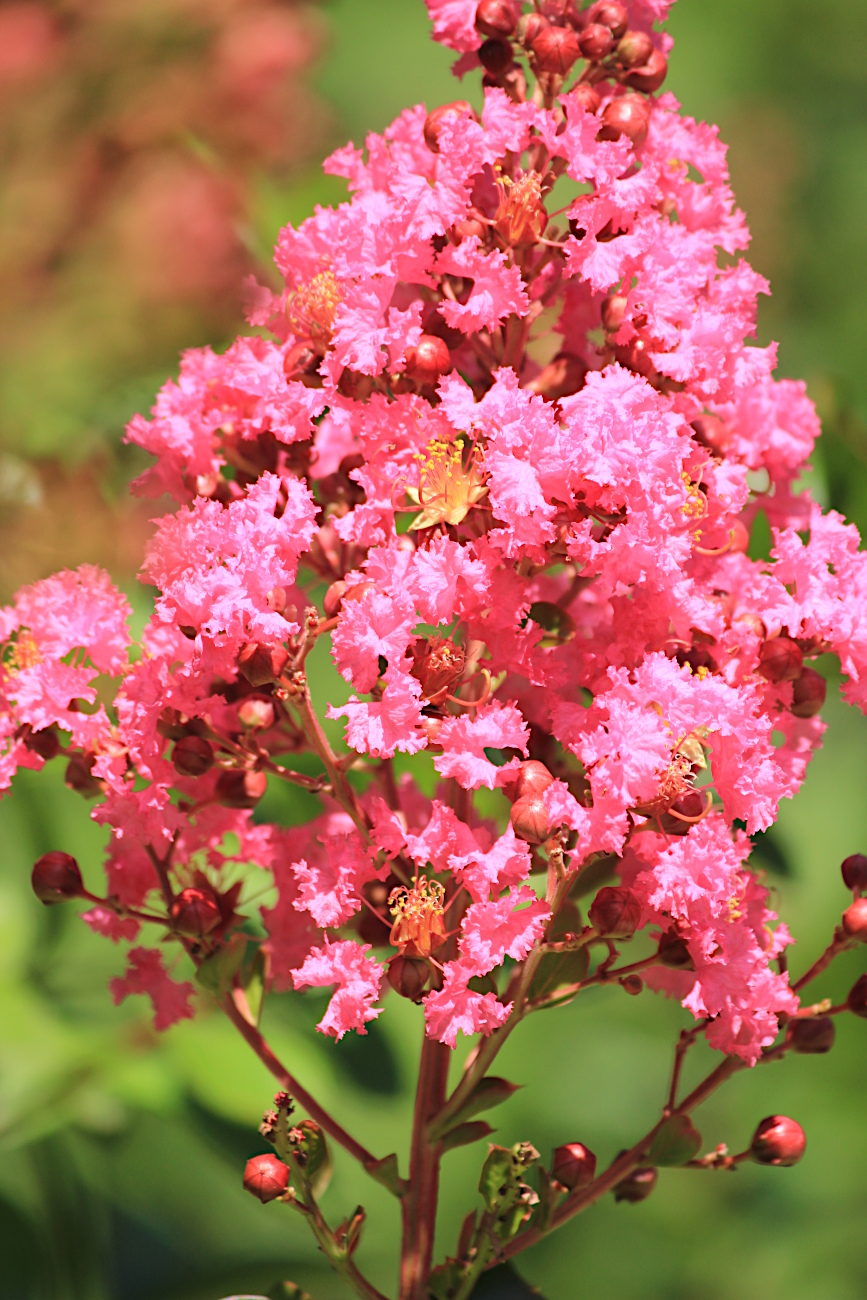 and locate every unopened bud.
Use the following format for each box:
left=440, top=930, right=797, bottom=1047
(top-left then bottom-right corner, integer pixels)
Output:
left=171, top=886, right=222, bottom=938
left=625, top=47, right=668, bottom=93
left=283, top=341, right=321, bottom=383
left=421, top=716, right=443, bottom=747
left=424, top=101, right=477, bottom=154
left=757, top=636, right=802, bottom=684
left=589, top=886, right=641, bottom=938
left=216, top=769, right=268, bottom=809
left=729, top=519, right=750, bottom=553
left=601, top=294, right=627, bottom=333
left=510, top=795, right=551, bottom=845
left=23, top=727, right=60, bottom=760
left=65, top=751, right=101, bottom=796
left=238, top=697, right=276, bottom=730
left=589, top=1, right=628, bottom=38
left=238, top=640, right=290, bottom=687
left=324, top=580, right=347, bottom=618
left=552, top=1142, right=597, bottom=1190
left=598, top=95, right=650, bottom=147
left=516, top=12, right=549, bottom=46
left=616, top=29, right=654, bottom=68
left=243, top=1153, right=290, bottom=1202
left=578, top=22, right=614, bottom=60
left=846, top=973, right=867, bottom=1017
left=750, top=1116, right=806, bottom=1167
left=842, top=898, right=867, bottom=942
left=479, top=35, right=513, bottom=75
left=31, top=851, right=84, bottom=904
left=531, top=25, right=581, bottom=75
left=572, top=83, right=601, bottom=113
left=404, top=335, right=452, bottom=387
left=526, top=352, right=587, bottom=401
left=657, top=930, right=693, bottom=967
left=475, top=0, right=517, bottom=38
left=613, top=1166, right=657, bottom=1203
left=503, top=759, right=555, bottom=802
left=620, top=973, right=644, bottom=995
left=787, top=1016, right=835, bottom=1054
left=172, top=735, right=214, bottom=777
left=691, top=413, right=731, bottom=455
left=342, top=580, right=376, bottom=605
left=841, top=853, right=867, bottom=892
left=790, top=667, right=826, bottom=718
left=266, top=586, right=287, bottom=614
left=386, top=955, right=429, bottom=1001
